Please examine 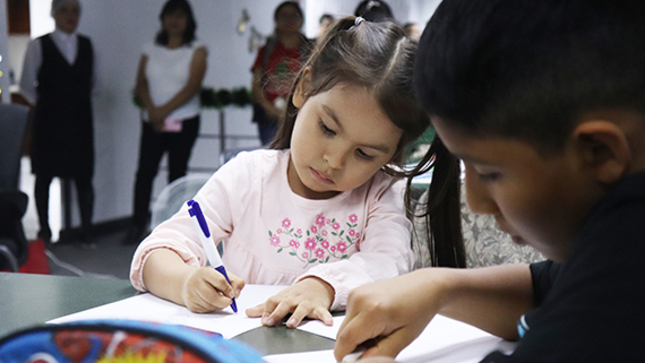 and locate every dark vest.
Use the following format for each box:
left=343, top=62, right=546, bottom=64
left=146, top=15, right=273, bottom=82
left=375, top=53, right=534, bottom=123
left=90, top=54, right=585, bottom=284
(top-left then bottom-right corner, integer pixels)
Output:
left=31, top=33, right=94, bottom=177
